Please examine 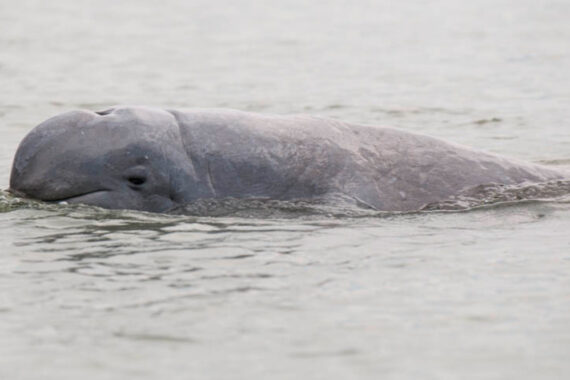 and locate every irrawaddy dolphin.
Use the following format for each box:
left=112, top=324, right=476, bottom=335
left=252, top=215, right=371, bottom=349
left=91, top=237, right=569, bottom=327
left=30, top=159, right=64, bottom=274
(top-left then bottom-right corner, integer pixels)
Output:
left=9, top=106, right=568, bottom=213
